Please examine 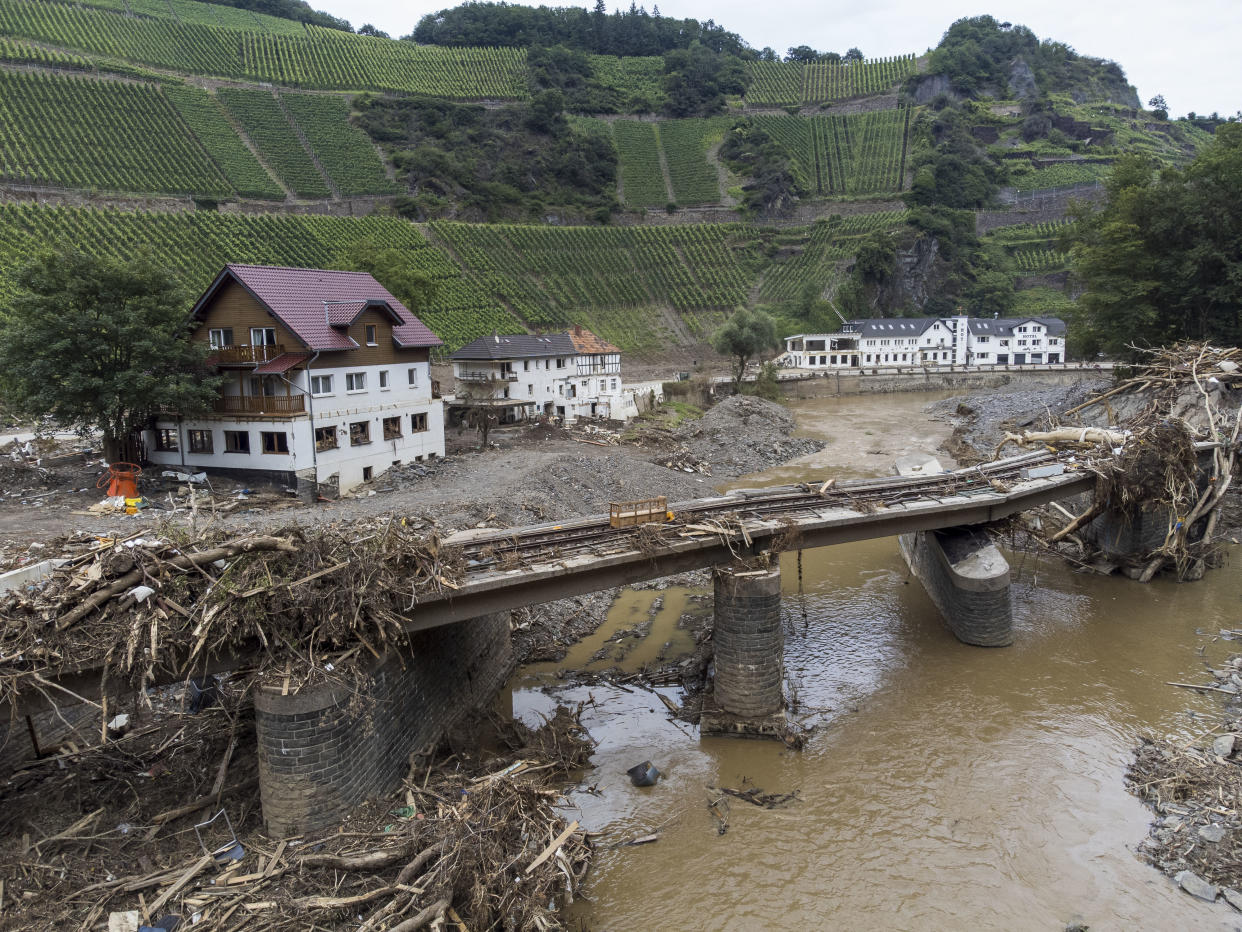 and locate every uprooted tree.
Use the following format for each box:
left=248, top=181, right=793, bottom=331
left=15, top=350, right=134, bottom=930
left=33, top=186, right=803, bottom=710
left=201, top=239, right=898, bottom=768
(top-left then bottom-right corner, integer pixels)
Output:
left=0, top=248, right=221, bottom=462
